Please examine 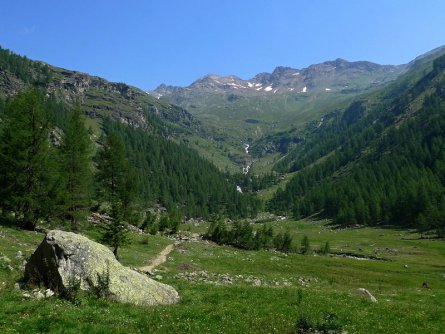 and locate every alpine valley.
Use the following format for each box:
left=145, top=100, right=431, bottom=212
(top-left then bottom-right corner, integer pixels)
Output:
left=1, top=43, right=445, bottom=334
